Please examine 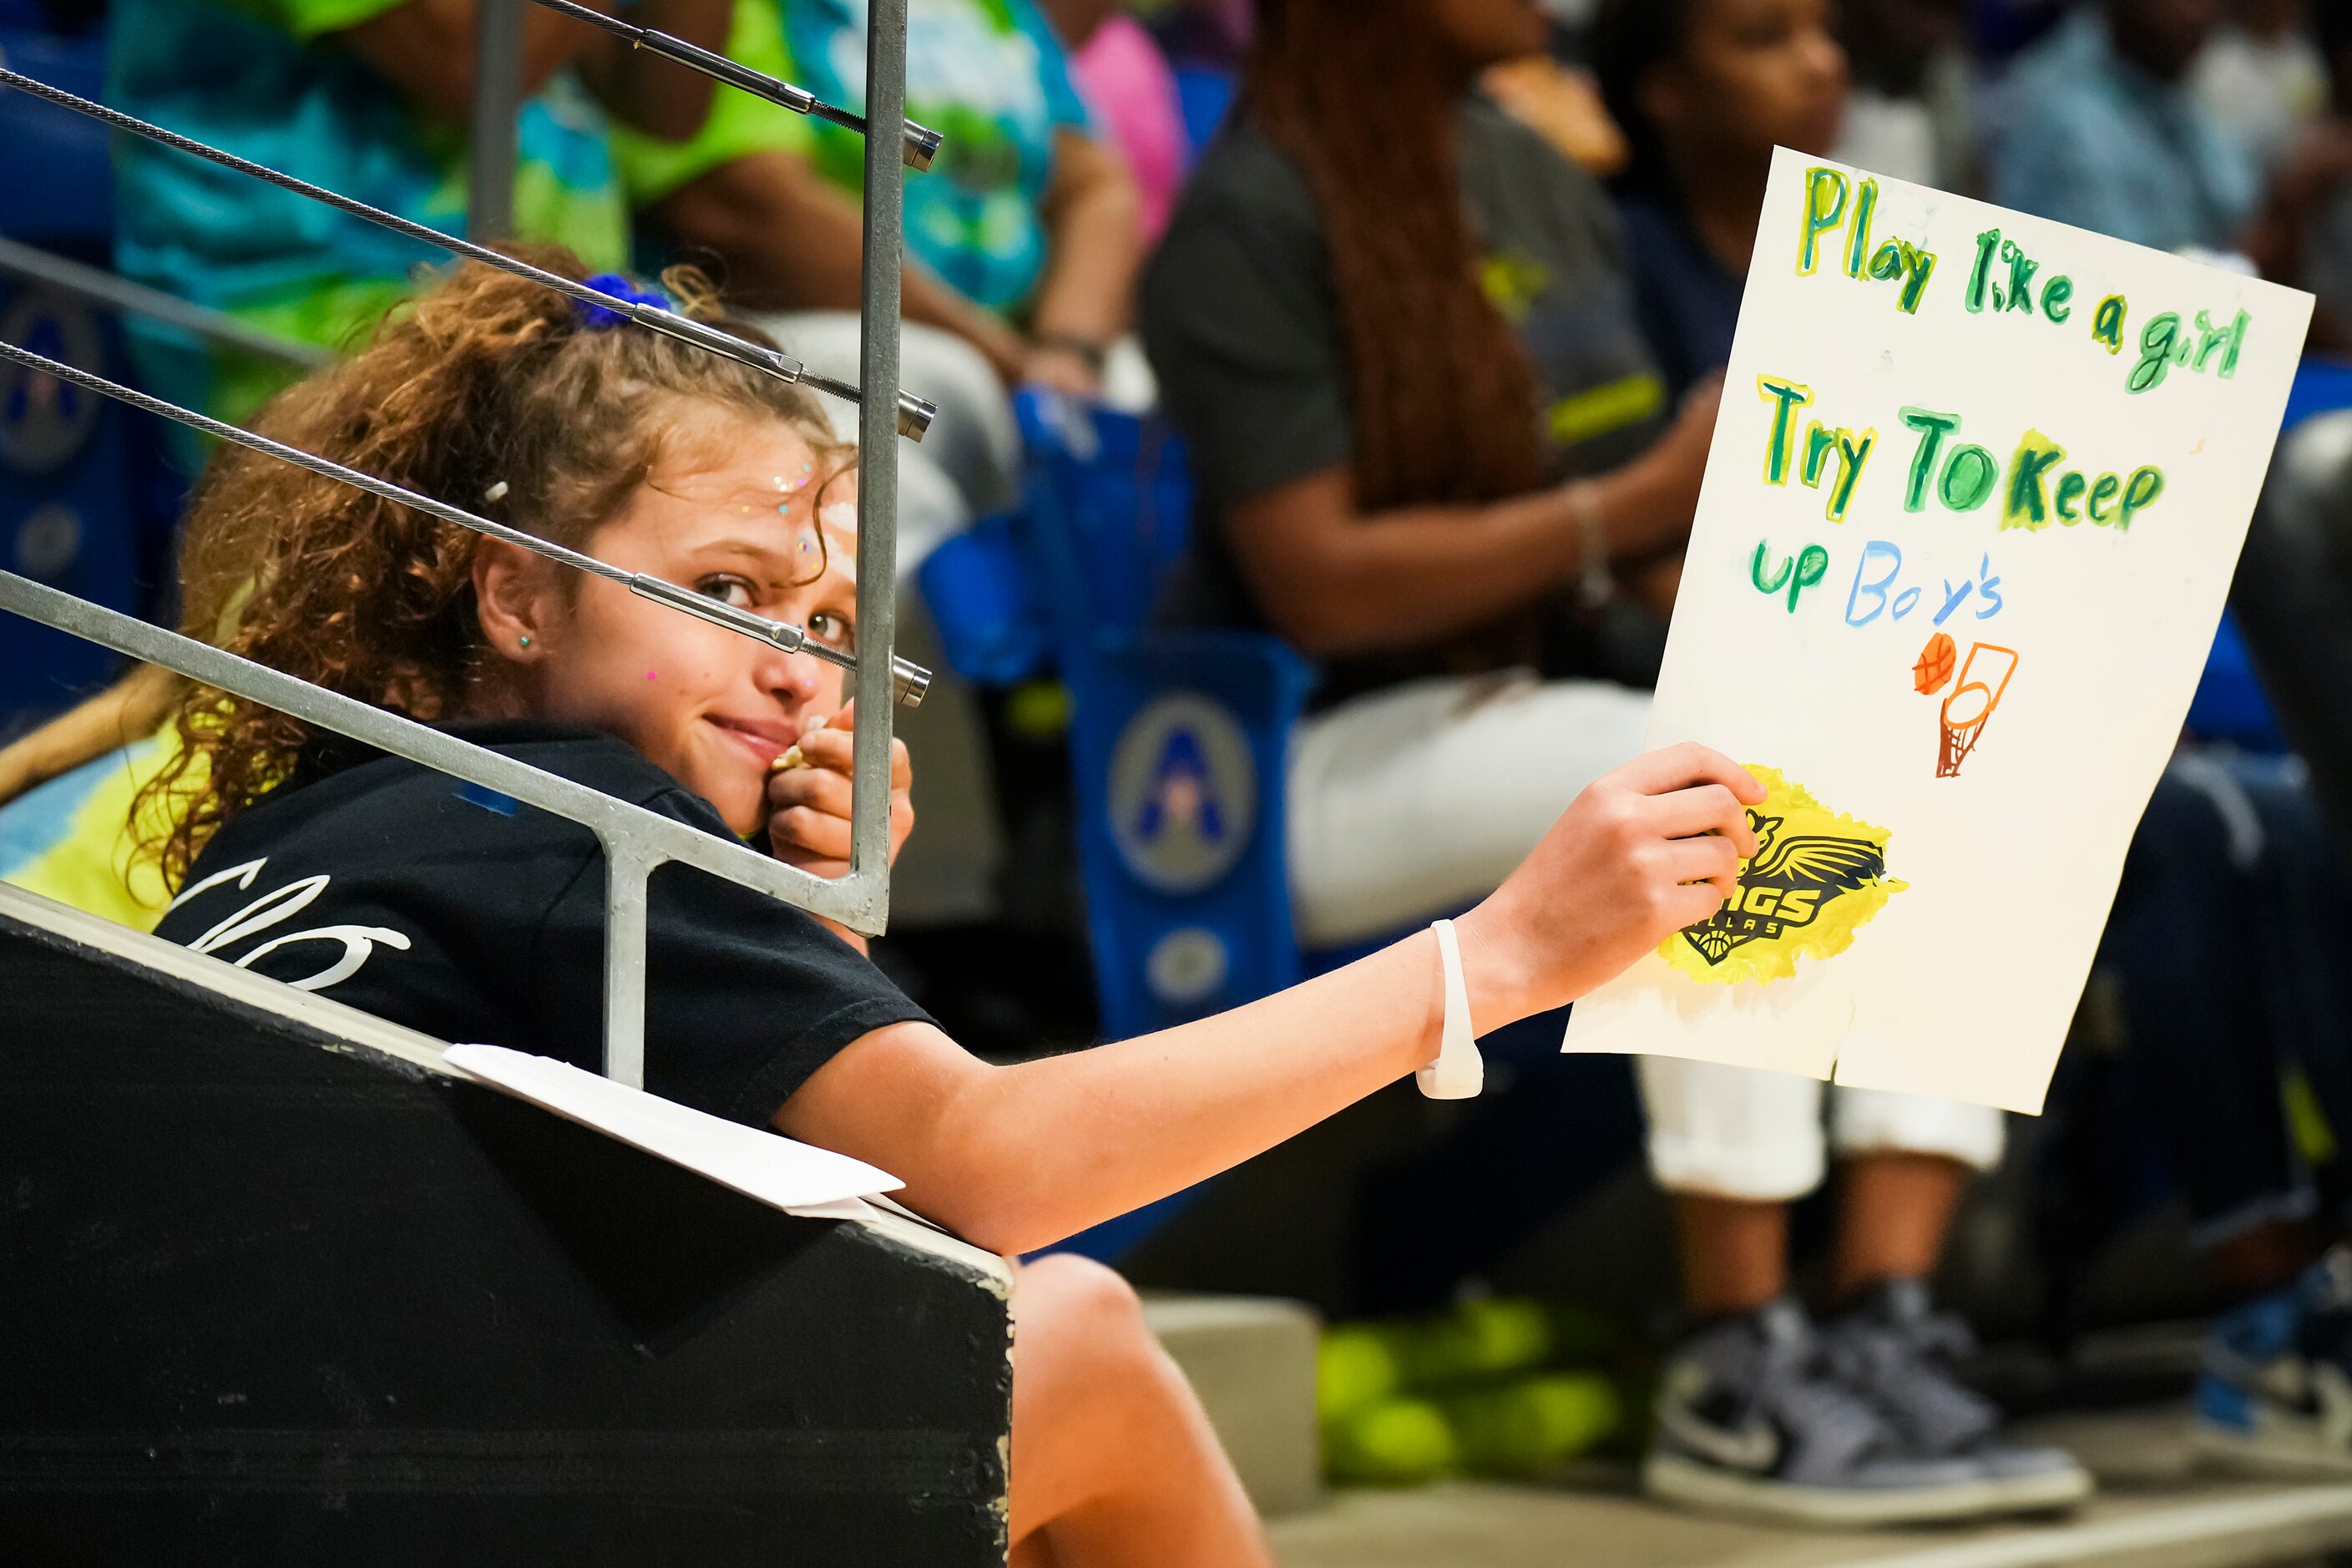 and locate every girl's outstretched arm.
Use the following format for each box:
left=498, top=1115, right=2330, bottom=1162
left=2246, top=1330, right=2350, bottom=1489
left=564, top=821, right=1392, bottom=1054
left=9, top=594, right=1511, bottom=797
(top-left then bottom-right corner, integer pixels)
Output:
left=775, top=743, right=1762, bottom=1256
